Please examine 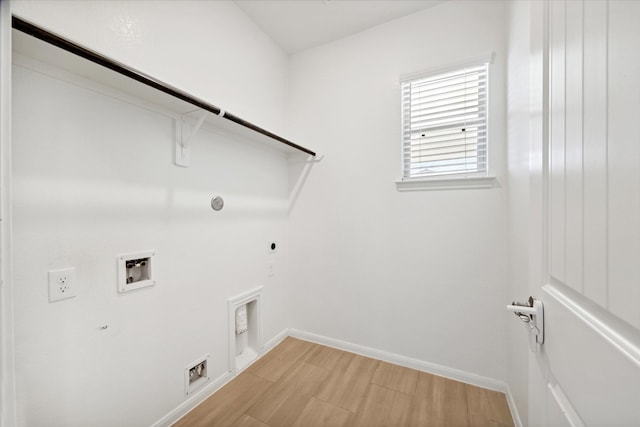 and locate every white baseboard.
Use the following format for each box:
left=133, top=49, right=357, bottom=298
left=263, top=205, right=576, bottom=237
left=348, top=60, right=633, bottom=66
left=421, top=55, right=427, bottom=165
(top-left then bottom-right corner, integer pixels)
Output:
left=504, top=383, right=524, bottom=427
left=152, top=328, right=290, bottom=427
left=262, top=328, right=289, bottom=353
